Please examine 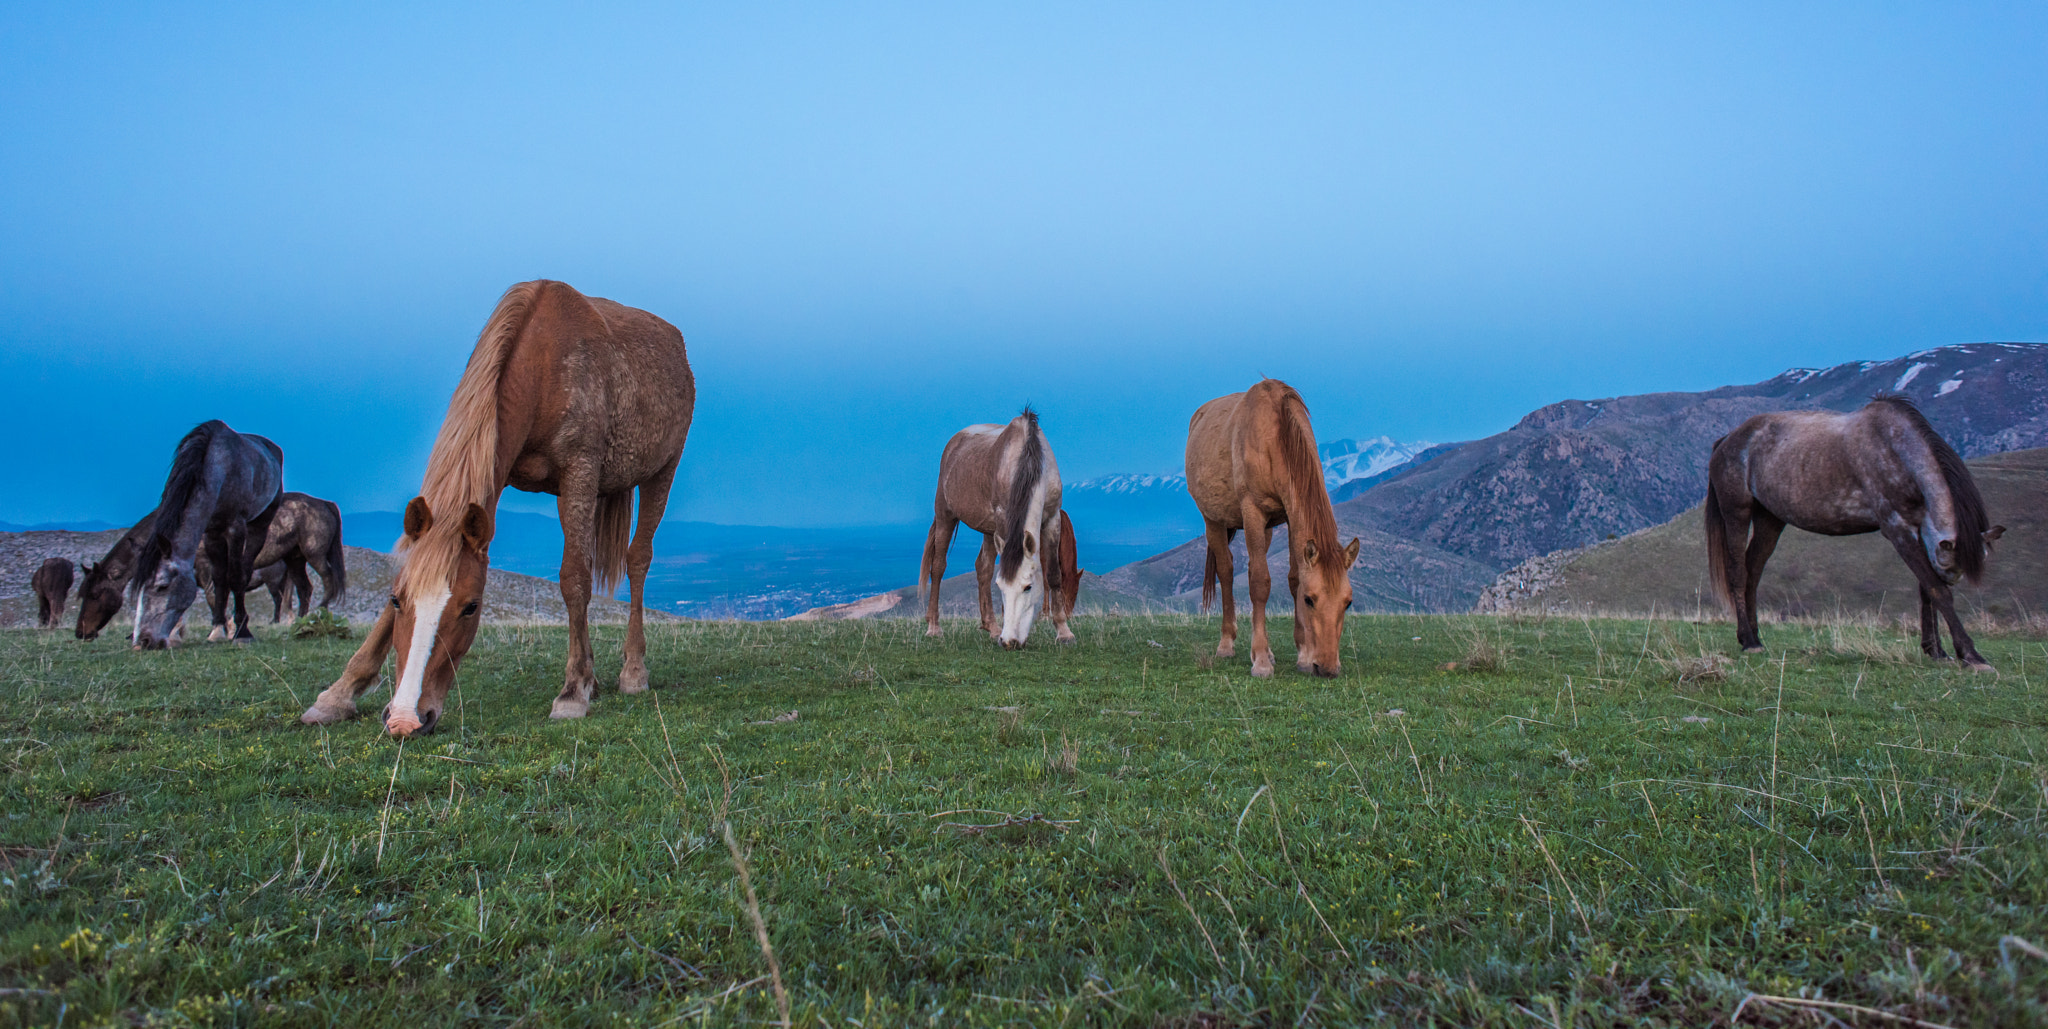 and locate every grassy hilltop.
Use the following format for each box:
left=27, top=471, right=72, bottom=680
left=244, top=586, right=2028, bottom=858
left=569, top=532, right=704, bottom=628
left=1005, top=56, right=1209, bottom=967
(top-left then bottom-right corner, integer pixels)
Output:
left=3, top=616, right=2046, bottom=1026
